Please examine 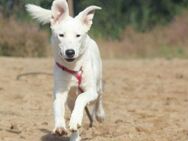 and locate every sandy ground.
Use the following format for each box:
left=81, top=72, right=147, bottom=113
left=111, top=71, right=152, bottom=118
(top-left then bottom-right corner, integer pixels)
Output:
left=0, top=57, right=188, bottom=141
